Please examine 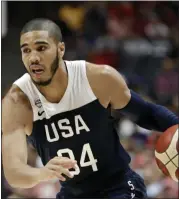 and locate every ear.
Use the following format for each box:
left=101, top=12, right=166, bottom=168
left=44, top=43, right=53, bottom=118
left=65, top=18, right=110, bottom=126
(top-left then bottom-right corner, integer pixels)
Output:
left=57, top=42, right=65, bottom=58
